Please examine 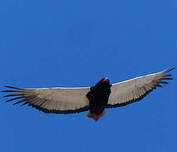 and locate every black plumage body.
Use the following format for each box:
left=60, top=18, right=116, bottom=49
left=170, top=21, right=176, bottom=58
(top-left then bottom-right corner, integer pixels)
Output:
left=86, top=78, right=112, bottom=115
